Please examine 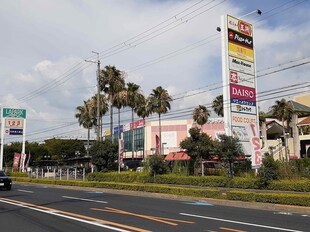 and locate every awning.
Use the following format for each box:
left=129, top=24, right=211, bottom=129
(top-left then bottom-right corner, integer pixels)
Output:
left=164, top=151, right=191, bottom=161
